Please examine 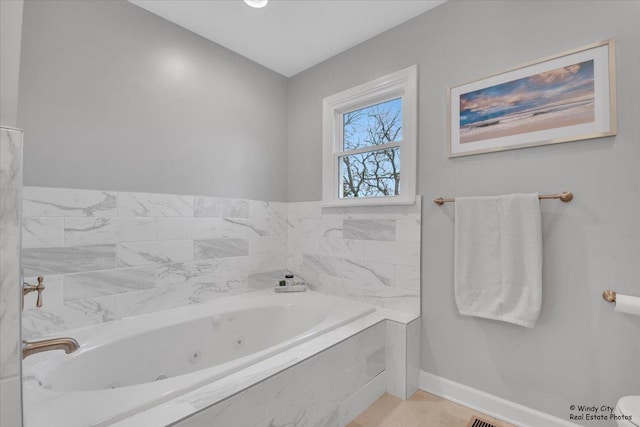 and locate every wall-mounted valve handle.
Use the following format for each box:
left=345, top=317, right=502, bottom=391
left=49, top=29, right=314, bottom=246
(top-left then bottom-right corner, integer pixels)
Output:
left=22, top=276, right=45, bottom=310
left=36, top=276, right=44, bottom=307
